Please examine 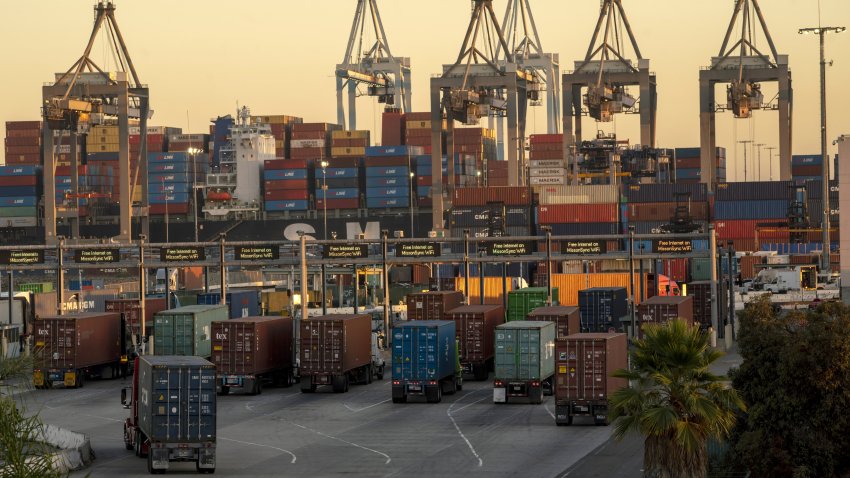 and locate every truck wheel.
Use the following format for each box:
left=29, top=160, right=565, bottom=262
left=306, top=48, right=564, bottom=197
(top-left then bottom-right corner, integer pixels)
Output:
left=473, top=365, right=488, bottom=381
left=218, top=386, right=230, bottom=396
left=197, top=460, right=215, bottom=474
left=392, top=396, right=407, bottom=404
left=332, top=376, right=345, bottom=393
left=443, top=377, right=457, bottom=395
left=75, top=373, right=85, bottom=389
left=456, top=377, right=463, bottom=391
left=366, top=365, right=373, bottom=385
left=376, top=367, right=384, bottom=380
left=343, top=375, right=350, bottom=392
